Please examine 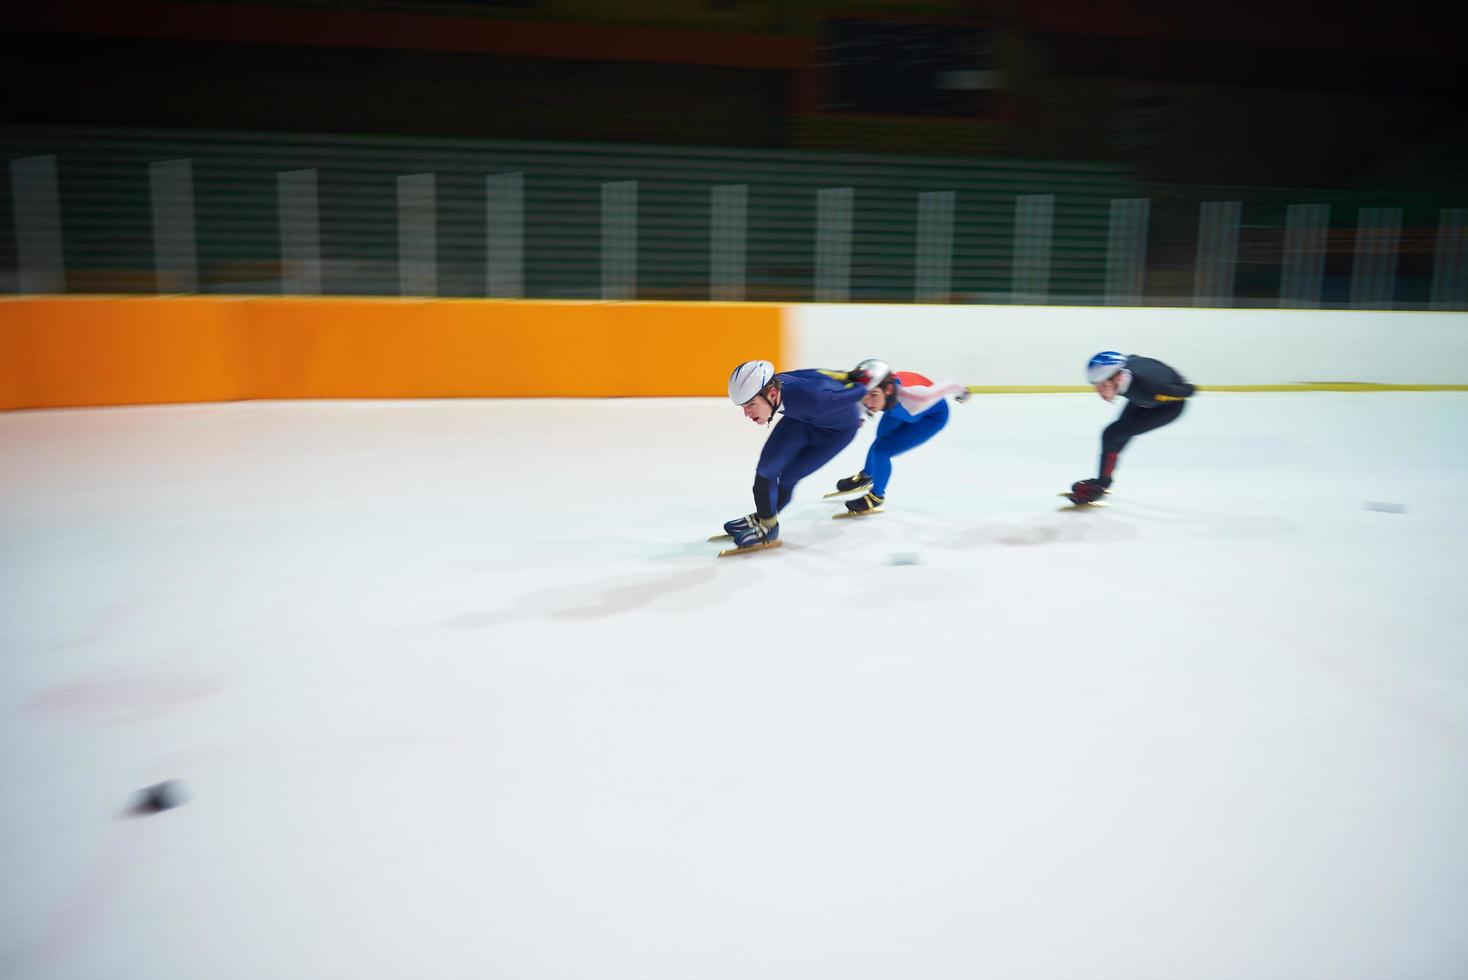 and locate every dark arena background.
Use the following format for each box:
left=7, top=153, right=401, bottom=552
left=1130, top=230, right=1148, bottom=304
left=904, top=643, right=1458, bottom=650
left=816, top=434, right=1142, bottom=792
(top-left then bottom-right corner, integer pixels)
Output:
left=2, top=3, right=1466, bottom=978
